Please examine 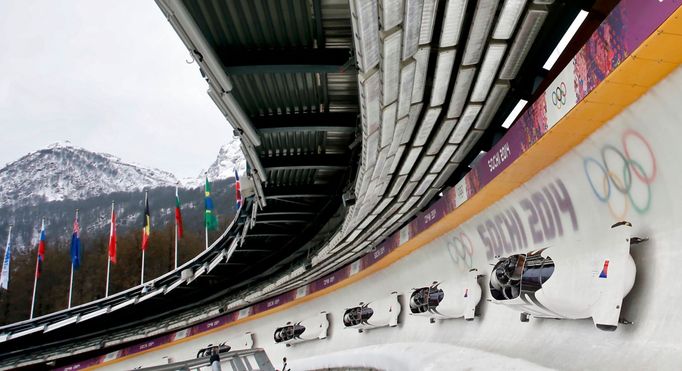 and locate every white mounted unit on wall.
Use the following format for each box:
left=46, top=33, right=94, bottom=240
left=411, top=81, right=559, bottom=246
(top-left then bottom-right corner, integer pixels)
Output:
left=409, top=270, right=482, bottom=322
left=273, top=312, right=329, bottom=347
left=489, top=221, right=642, bottom=331
left=343, top=292, right=401, bottom=332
